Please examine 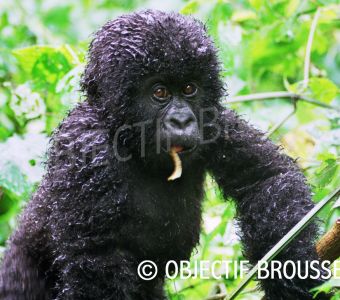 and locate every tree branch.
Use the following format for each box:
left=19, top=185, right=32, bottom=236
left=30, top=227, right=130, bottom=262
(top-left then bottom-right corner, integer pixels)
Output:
left=316, top=219, right=340, bottom=263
